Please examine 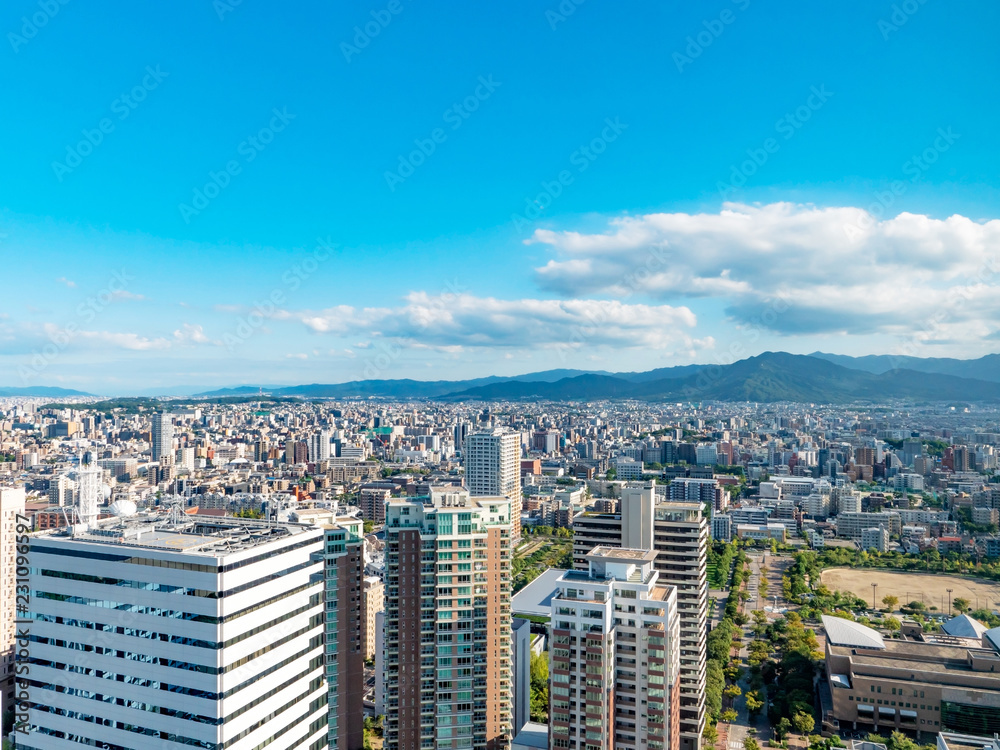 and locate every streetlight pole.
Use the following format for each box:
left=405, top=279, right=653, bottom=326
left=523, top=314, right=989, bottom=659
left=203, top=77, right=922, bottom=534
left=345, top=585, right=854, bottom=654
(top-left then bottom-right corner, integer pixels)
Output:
left=947, top=588, right=953, bottom=614
left=872, top=582, right=878, bottom=610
